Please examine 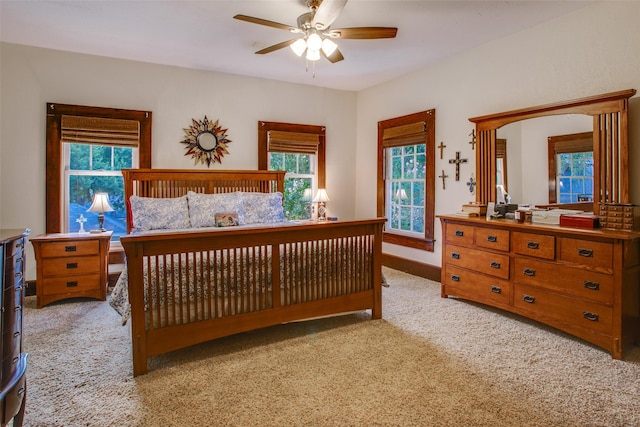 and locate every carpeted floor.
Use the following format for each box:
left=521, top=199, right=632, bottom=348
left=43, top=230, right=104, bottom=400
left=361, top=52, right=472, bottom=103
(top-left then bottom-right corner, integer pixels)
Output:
left=20, top=267, right=640, bottom=426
